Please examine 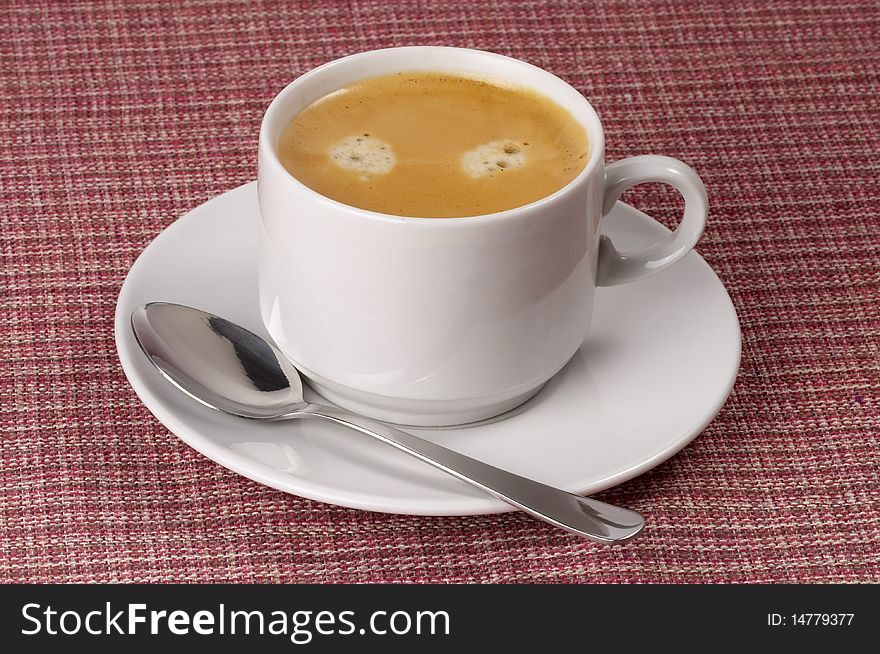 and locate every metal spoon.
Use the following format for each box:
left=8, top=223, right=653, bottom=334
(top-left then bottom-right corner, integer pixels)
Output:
left=130, top=302, right=645, bottom=543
